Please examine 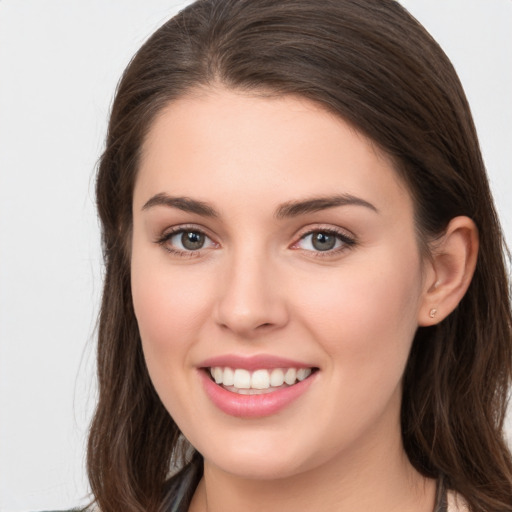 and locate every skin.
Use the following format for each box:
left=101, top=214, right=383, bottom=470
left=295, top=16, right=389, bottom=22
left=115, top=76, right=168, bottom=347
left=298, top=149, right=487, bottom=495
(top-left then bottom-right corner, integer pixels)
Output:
left=131, top=87, right=478, bottom=512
